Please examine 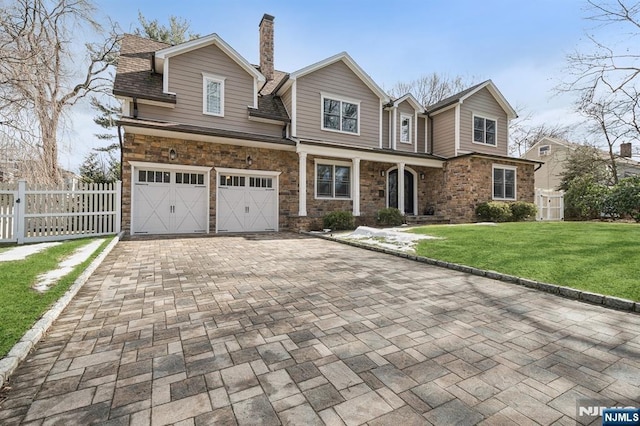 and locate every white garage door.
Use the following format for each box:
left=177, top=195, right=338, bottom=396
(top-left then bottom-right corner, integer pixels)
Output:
left=132, top=166, right=209, bottom=235
left=217, top=172, right=278, bottom=233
